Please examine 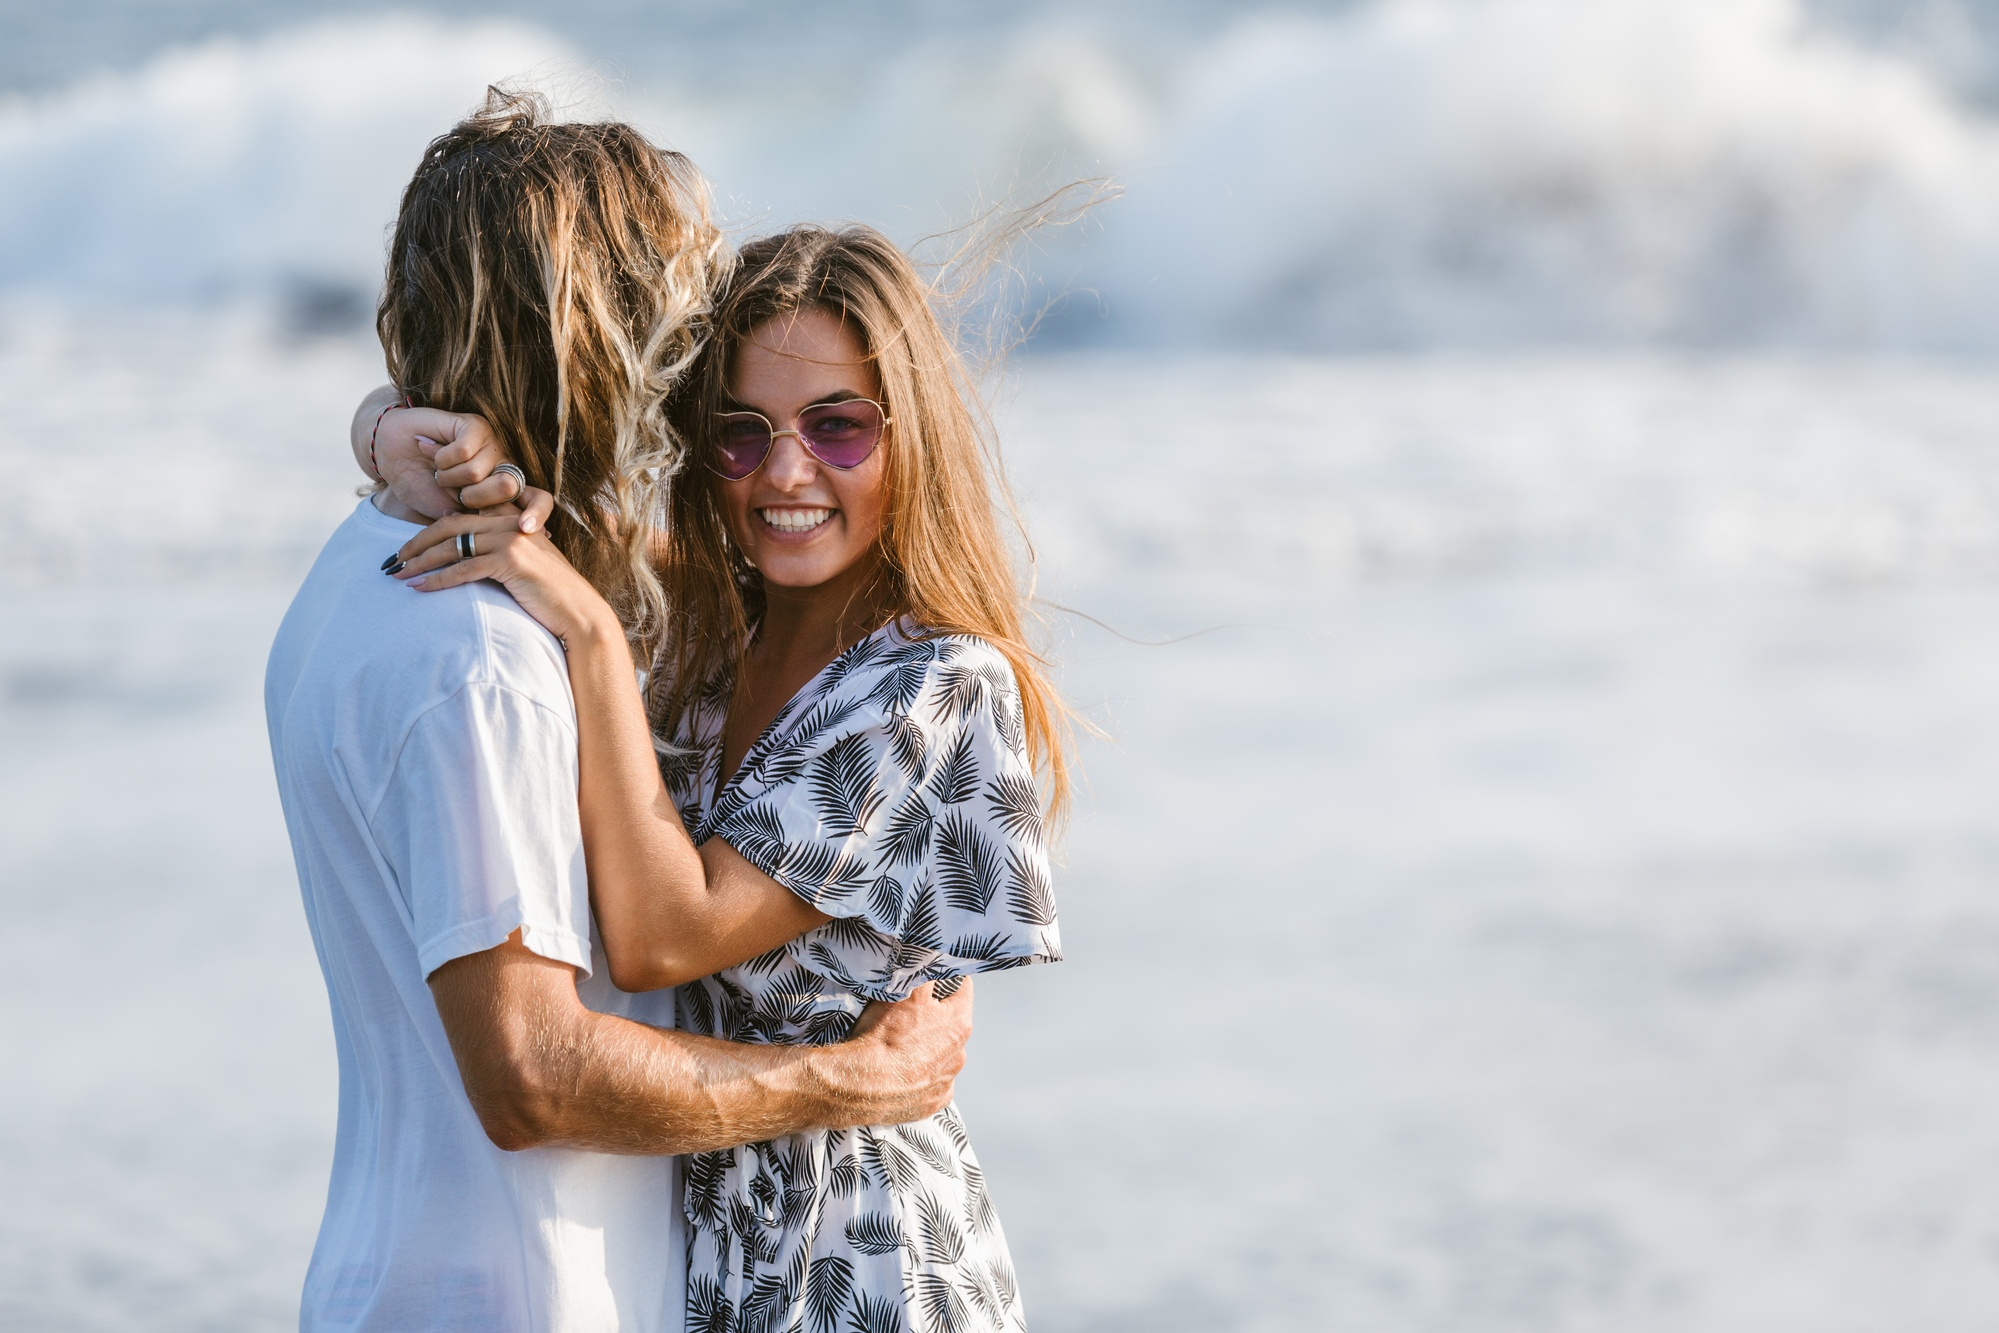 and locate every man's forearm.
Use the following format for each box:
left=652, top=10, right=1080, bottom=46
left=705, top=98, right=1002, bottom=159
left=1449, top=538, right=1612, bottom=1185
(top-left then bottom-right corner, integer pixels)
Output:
left=434, top=938, right=969, bottom=1156
left=537, top=1013, right=846, bottom=1155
